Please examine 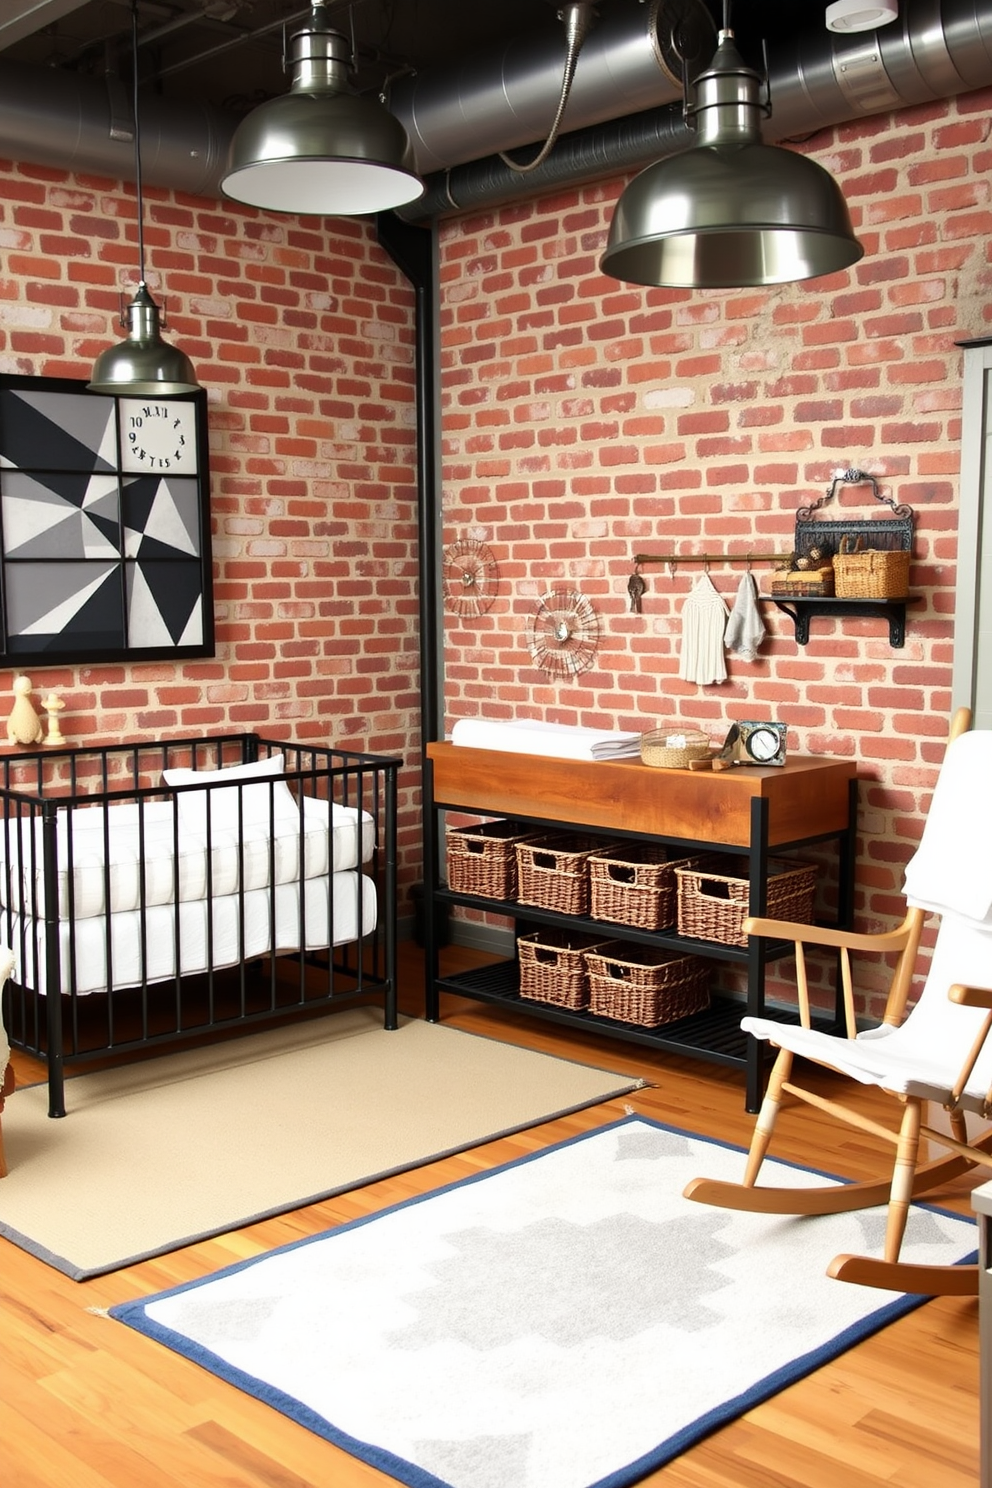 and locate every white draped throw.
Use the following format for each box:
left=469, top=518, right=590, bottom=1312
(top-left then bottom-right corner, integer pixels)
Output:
left=678, top=573, right=729, bottom=685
